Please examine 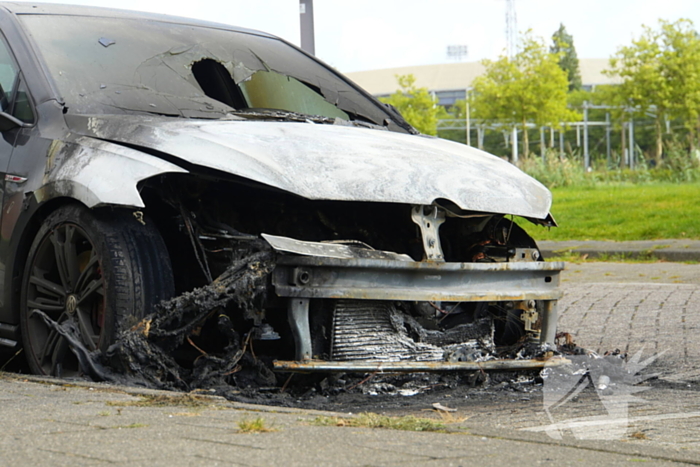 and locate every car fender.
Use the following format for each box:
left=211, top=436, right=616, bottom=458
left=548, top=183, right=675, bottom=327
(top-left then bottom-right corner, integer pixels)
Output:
left=33, top=137, right=188, bottom=208
left=0, top=138, right=186, bottom=328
